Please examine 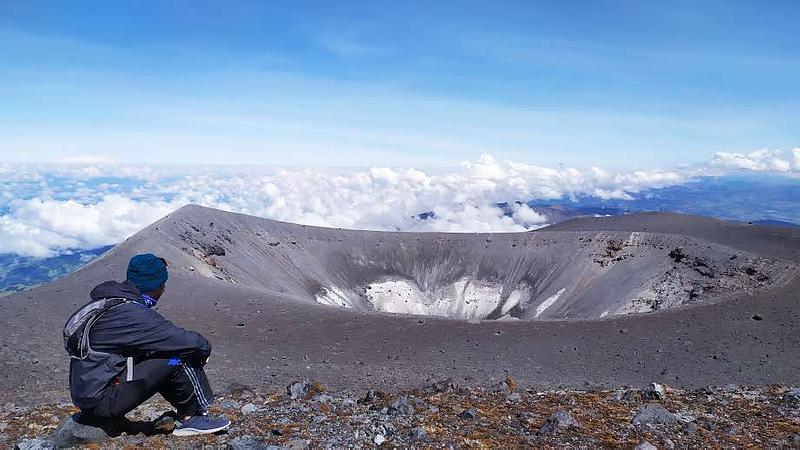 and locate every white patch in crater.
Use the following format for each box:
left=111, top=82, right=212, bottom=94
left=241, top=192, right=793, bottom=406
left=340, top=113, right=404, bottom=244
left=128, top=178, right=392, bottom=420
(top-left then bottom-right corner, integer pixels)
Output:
left=534, top=288, right=566, bottom=318
left=314, top=277, right=529, bottom=320
left=366, top=278, right=496, bottom=319
left=315, top=286, right=355, bottom=309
